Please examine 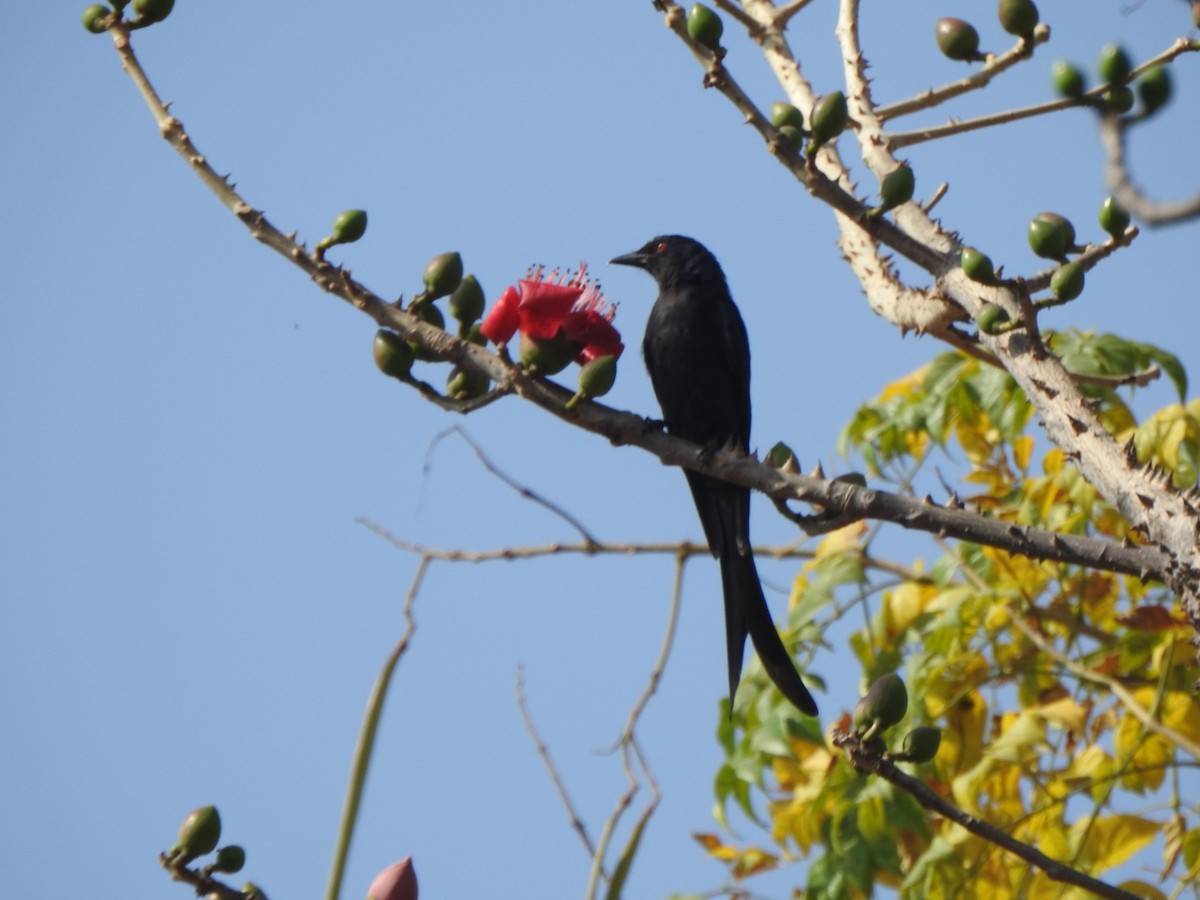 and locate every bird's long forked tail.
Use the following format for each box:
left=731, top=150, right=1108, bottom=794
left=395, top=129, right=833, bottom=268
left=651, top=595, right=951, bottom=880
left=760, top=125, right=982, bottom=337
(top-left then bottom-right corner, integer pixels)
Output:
left=720, top=544, right=819, bottom=716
